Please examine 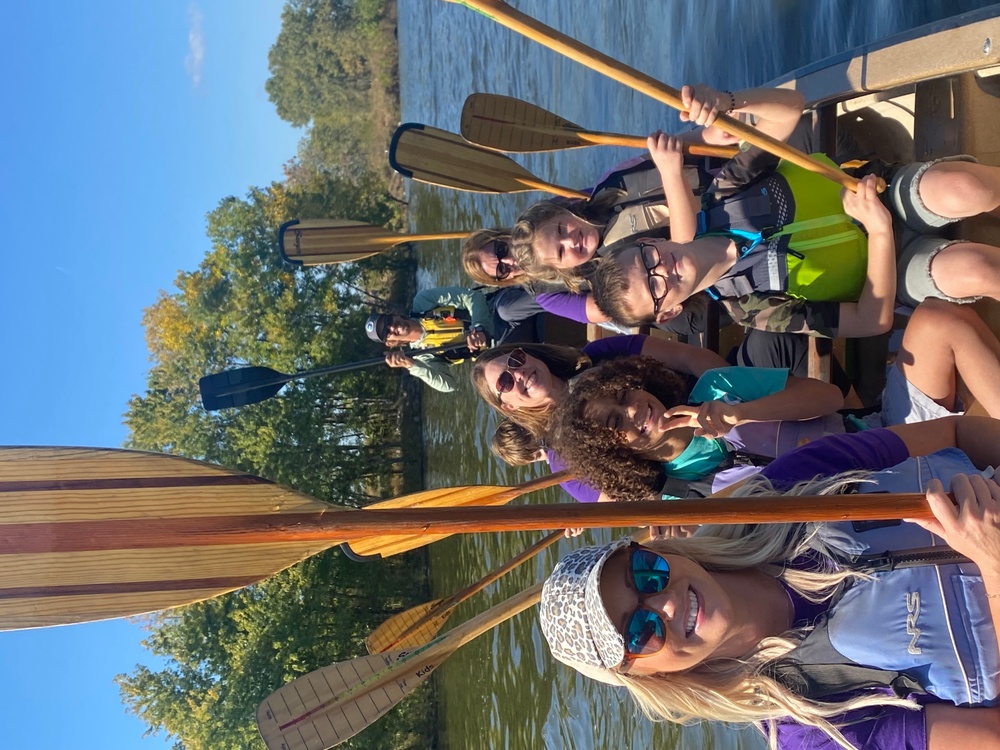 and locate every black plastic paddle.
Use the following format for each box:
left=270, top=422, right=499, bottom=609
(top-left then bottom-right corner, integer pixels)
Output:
left=199, top=344, right=464, bottom=410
